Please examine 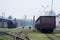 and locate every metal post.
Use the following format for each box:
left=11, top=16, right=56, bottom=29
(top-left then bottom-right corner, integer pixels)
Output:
left=51, top=0, right=53, bottom=11
left=2, top=12, right=5, bottom=28
left=33, top=15, right=35, bottom=27
left=51, top=0, right=53, bottom=16
left=24, top=15, right=27, bottom=27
